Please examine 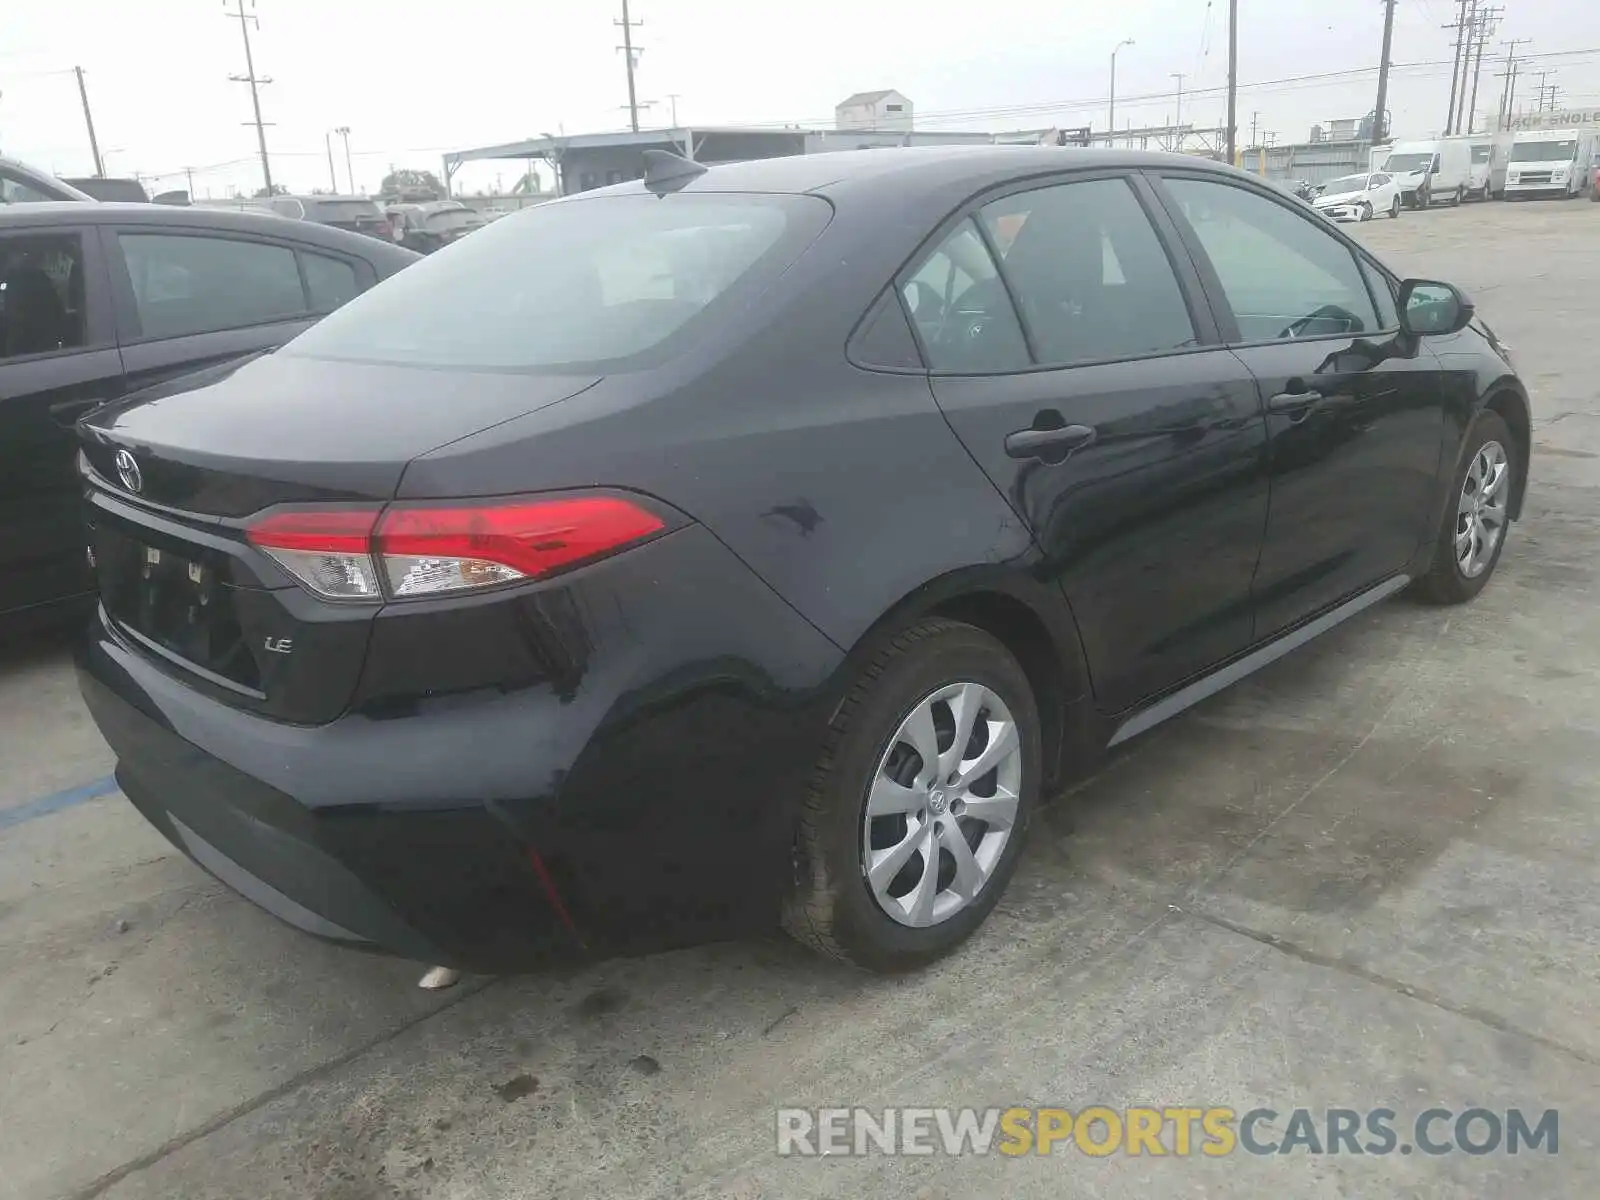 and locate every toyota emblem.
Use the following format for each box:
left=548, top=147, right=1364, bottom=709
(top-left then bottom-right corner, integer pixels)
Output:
left=114, top=449, right=144, bottom=494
